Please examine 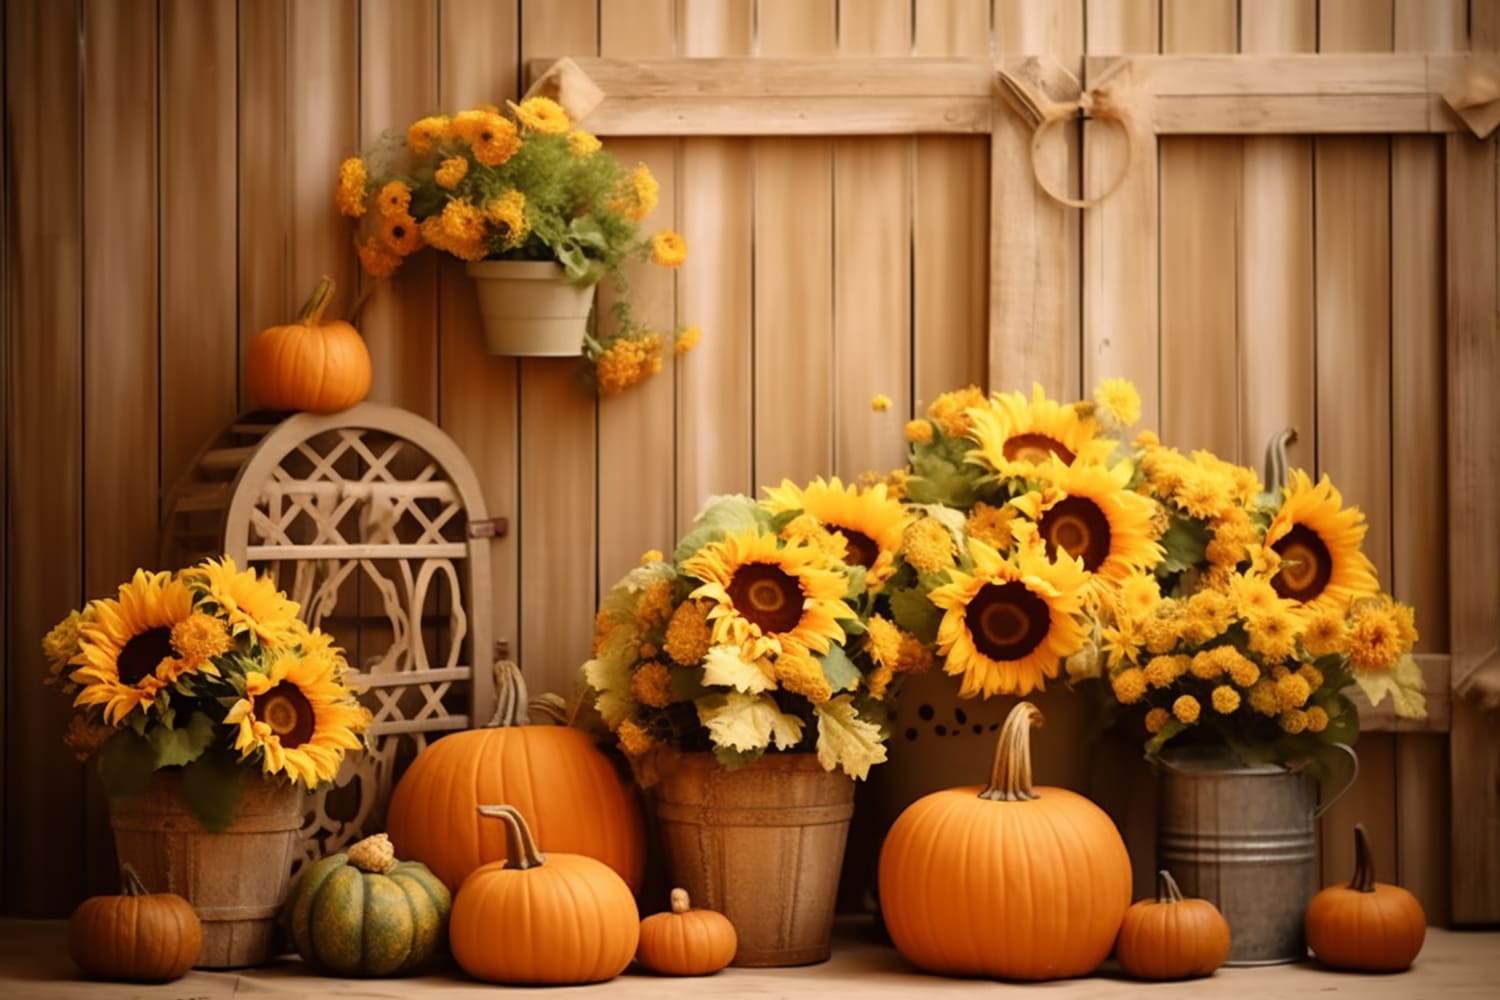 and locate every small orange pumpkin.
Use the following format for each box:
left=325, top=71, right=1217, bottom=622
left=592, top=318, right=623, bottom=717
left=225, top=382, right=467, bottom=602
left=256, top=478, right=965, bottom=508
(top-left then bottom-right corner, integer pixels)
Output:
left=387, top=663, right=645, bottom=895
left=449, top=804, right=639, bottom=985
left=245, top=274, right=371, bottom=413
left=67, top=865, right=202, bottom=982
left=1115, top=869, right=1231, bottom=980
left=1305, top=824, right=1425, bottom=971
left=637, top=887, right=738, bottom=976
left=878, top=702, right=1133, bottom=980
